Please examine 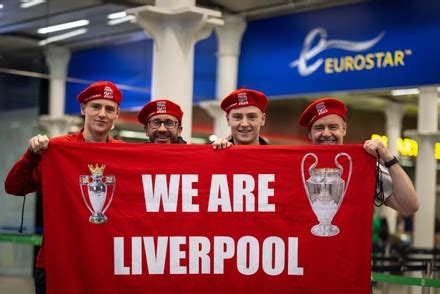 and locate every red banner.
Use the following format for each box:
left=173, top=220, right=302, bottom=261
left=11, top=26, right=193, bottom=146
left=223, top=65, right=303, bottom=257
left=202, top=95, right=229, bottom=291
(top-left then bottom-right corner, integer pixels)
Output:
left=41, top=142, right=375, bottom=293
